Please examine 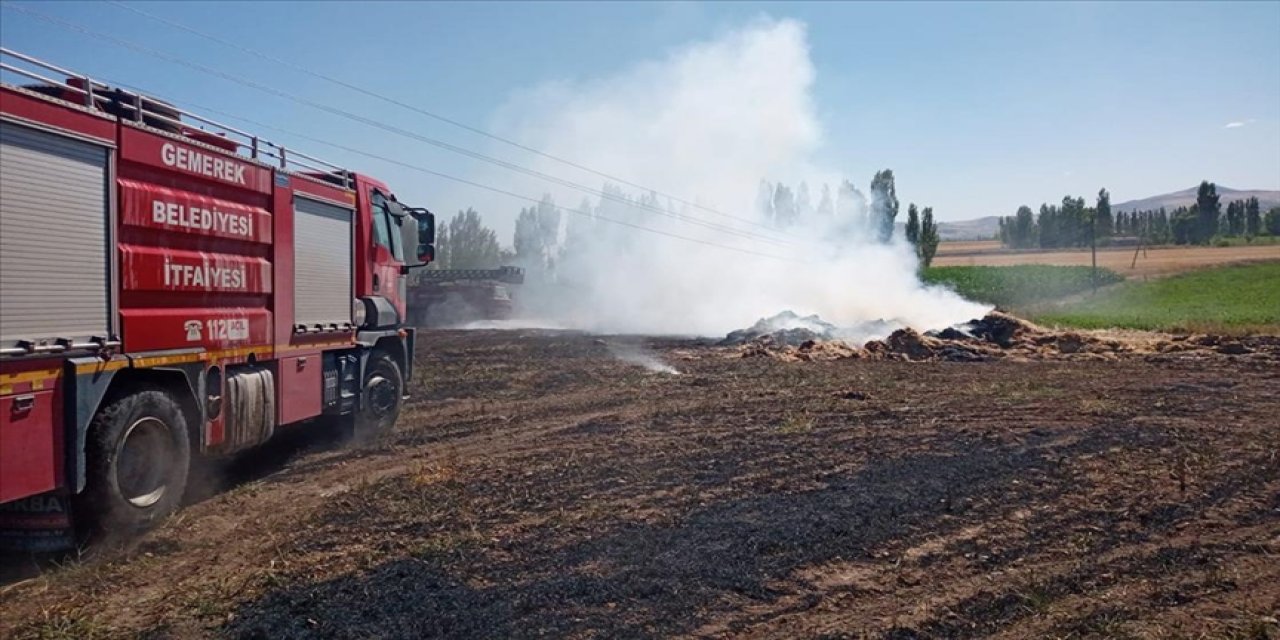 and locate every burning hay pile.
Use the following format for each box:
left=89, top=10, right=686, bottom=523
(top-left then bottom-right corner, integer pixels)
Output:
left=720, top=310, right=902, bottom=349
left=728, top=311, right=1276, bottom=363
left=721, top=310, right=838, bottom=347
